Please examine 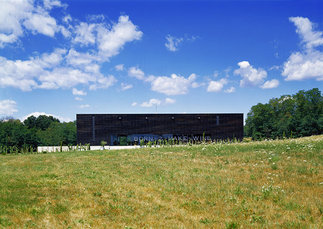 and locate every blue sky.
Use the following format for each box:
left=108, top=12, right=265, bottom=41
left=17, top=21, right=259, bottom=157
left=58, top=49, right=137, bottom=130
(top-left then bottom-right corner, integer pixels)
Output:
left=0, top=0, right=322, bottom=122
